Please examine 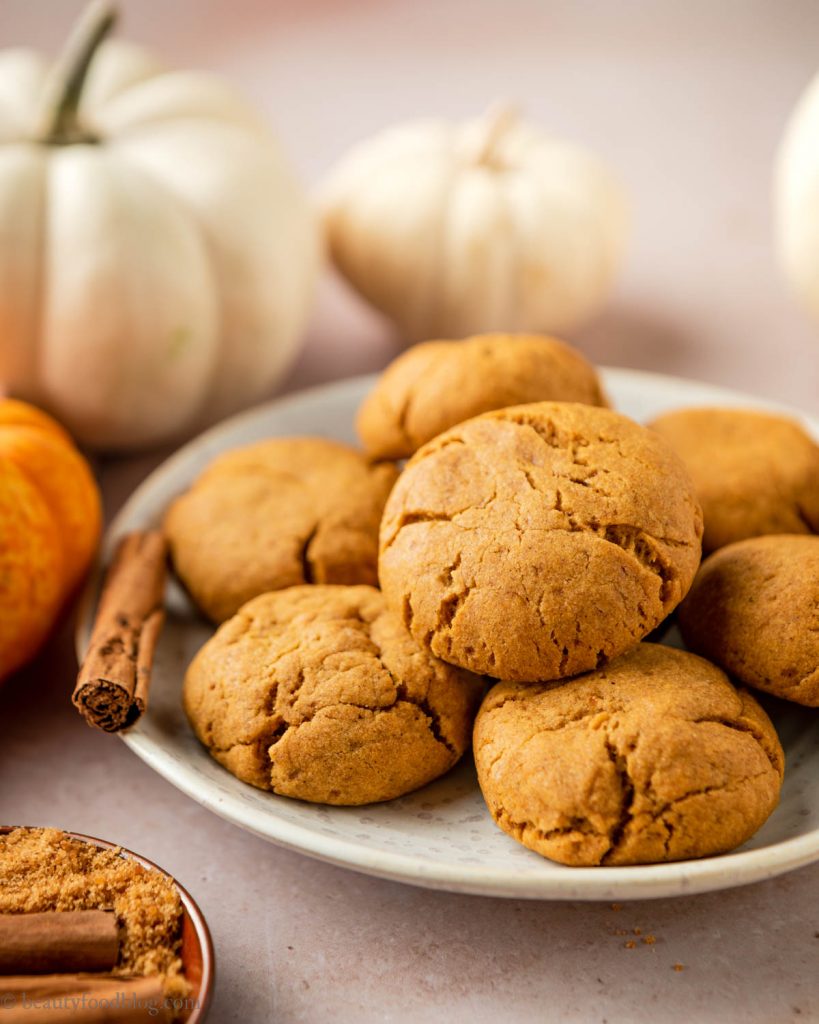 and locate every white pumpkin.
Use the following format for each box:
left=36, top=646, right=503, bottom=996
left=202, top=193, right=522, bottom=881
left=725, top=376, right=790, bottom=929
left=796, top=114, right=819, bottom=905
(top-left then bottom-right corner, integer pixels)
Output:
left=321, top=106, right=628, bottom=342
left=0, top=2, right=320, bottom=450
left=776, top=73, right=819, bottom=328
